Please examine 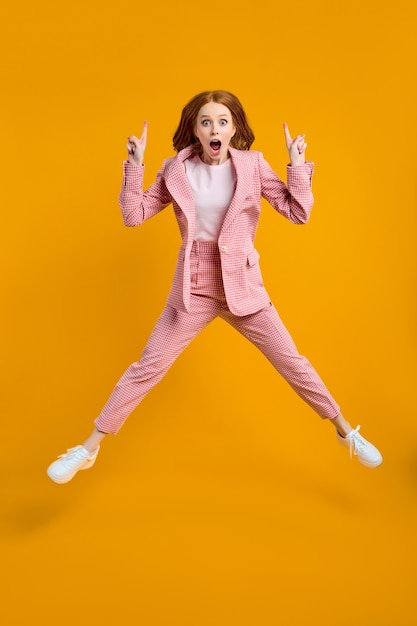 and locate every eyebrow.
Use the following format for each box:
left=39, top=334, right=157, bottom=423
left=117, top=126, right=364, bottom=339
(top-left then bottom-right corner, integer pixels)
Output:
left=198, top=112, right=232, bottom=119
